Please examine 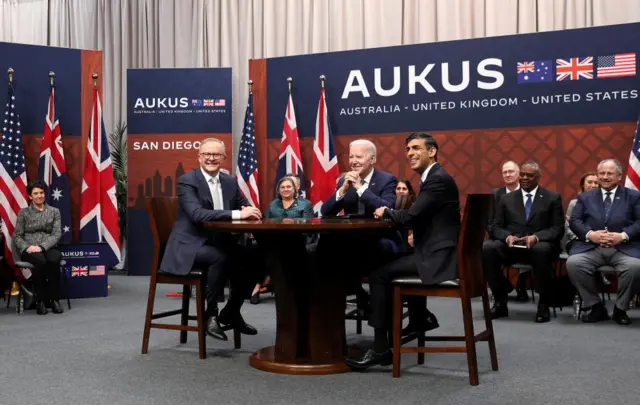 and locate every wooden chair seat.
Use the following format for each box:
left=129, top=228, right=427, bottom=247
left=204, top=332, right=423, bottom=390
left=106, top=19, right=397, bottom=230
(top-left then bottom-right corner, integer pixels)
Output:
left=391, top=194, right=498, bottom=386
left=141, top=197, right=241, bottom=360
